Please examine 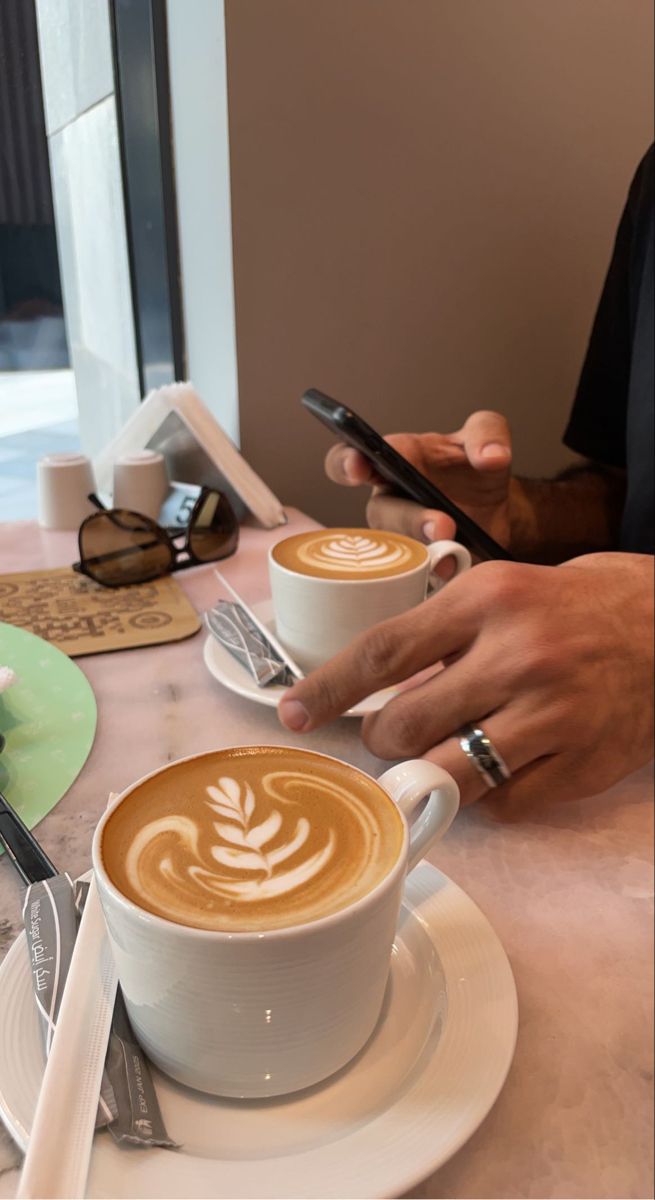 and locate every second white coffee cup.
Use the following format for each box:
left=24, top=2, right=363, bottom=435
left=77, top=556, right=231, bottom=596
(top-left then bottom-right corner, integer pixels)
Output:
left=269, top=528, right=471, bottom=673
